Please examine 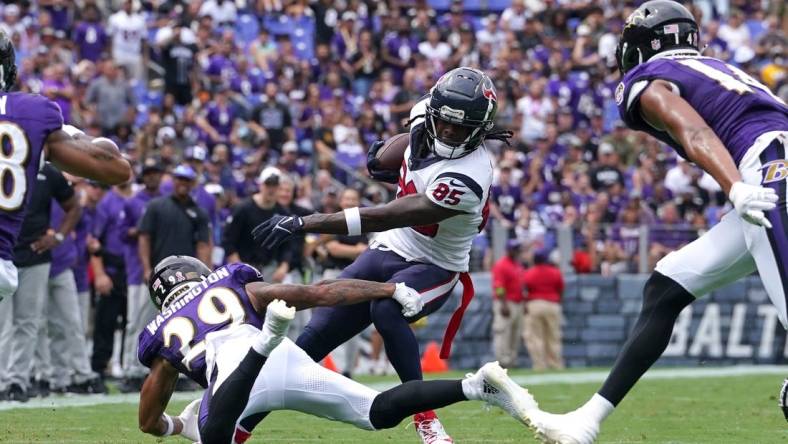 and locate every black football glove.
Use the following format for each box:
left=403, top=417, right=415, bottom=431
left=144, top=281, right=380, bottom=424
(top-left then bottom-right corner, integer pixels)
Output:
left=252, top=214, right=305, bottom=250
left=366, top=140, right=400, bottom=184
left=780, top=378, right=788, bottom=422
